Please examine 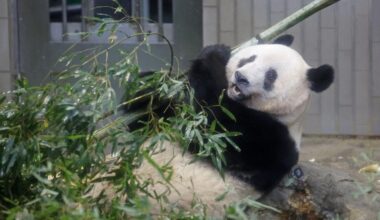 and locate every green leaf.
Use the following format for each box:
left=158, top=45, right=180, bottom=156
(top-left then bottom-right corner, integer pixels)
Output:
left=245, top=198, right=282, bottom=213
left=0, top=95, right=6, bottom=104
left=194, top=130, right=203, bottom=146
left=221, top=106, right=236, bottom=121
left=110, top=23, right=119, bottom=37
left=215, top=189, right=229, bottom=202
left=210, top=120, right=217, bottom=132
left=225, top=136, right=241, bottom=152
left=97, top=22, right=107, bottom=36
left=0, top=127, right=10, bottom=132
left=32, top=172, right=52, bottom=186
left=218, top=90, right=225, bottom=105
left=142, top=150, right=173, bottom=183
